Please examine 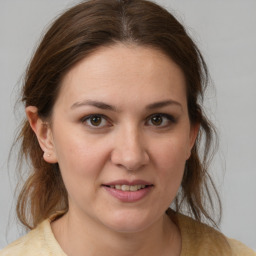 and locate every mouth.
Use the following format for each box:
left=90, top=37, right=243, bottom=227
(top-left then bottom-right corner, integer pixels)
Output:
left=102, top=180, right=154, bottom=202
left=103, top=184, right=153, bottom=192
